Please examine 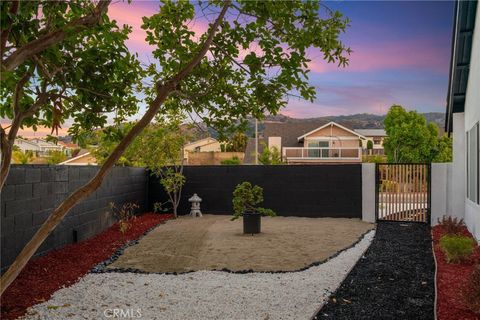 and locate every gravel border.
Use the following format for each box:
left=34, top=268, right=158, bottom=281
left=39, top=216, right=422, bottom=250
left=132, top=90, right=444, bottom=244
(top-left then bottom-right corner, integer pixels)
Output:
left=22, top=230, right=375, bottom=320
left=315, top=222, right=435, bottom=320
